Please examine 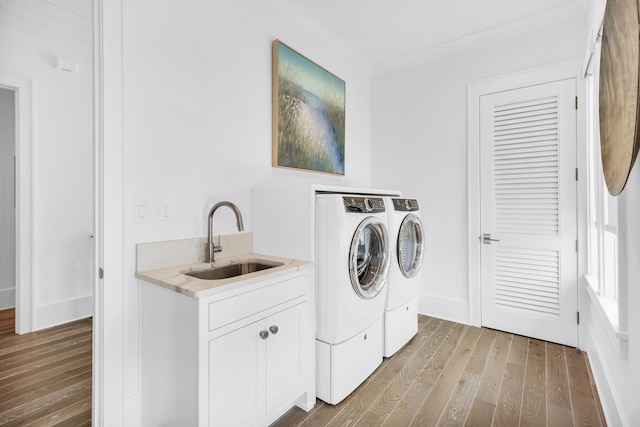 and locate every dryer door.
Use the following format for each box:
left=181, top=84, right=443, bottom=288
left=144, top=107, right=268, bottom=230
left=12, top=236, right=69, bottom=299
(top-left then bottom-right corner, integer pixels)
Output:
left=349, top=217, right=390, bottom=299
left=397, top=213, right=424, bottom=278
